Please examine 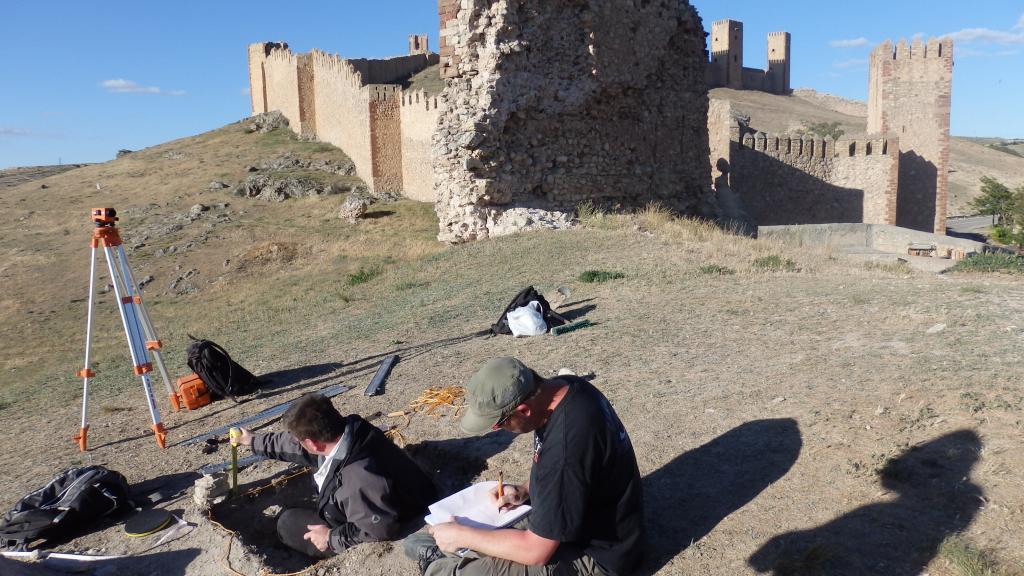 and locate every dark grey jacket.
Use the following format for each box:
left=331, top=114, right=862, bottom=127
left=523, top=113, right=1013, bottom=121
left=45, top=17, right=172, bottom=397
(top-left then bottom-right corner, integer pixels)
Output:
left=252, top=415, right=436, bottom=552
